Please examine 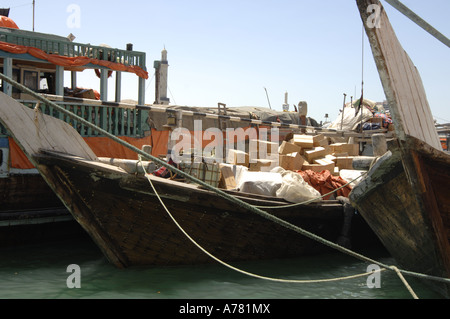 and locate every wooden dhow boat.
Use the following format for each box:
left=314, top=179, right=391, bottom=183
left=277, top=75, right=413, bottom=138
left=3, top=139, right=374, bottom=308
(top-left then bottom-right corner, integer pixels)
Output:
left=0, top=88, right=380, bottom=267
left=0, top=14, right=150, bottom=245
left=350, top=0, right=450, bottom=297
